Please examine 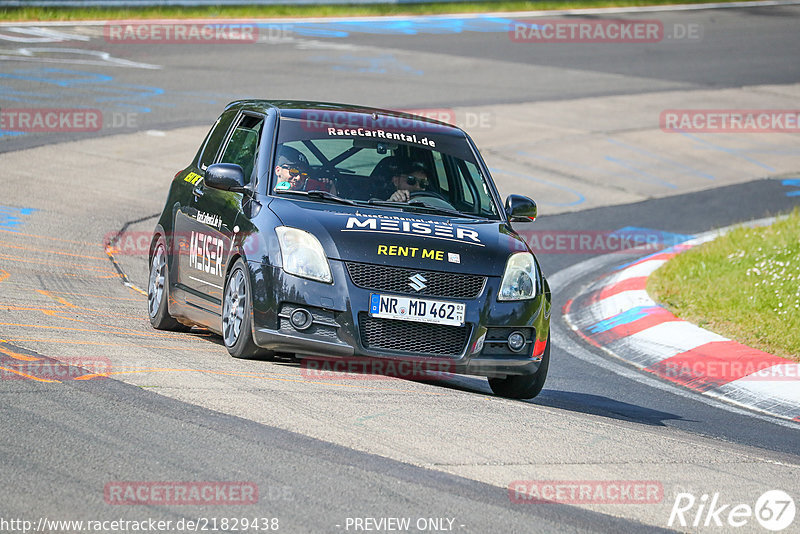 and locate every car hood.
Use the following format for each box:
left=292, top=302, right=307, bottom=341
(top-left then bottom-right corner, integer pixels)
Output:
left=268, top=198, right=528, bottom=276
